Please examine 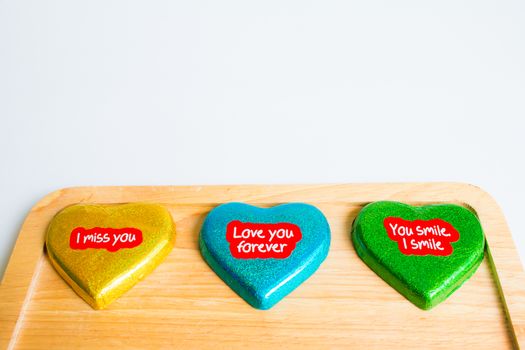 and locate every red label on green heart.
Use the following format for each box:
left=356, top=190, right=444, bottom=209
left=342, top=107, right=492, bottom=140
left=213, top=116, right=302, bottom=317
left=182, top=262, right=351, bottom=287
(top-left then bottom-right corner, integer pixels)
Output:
left=70, top=227, right=143, bottom=252
left=384, top=218, right=460, bottom=256
left=226, top=221, right=302, bottom=259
